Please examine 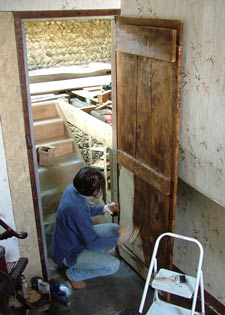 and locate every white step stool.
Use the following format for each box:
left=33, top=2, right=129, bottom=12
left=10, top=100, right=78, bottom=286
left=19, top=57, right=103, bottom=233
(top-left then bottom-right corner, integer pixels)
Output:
left=139, top=232, right=205, bottom=315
